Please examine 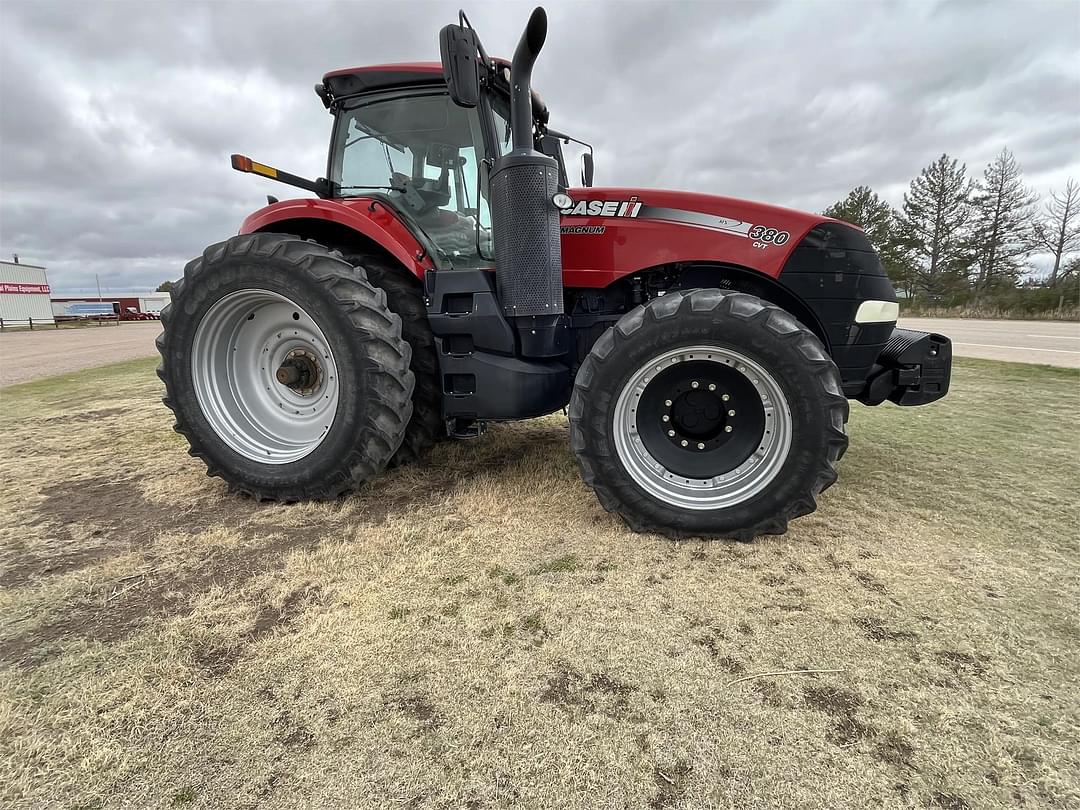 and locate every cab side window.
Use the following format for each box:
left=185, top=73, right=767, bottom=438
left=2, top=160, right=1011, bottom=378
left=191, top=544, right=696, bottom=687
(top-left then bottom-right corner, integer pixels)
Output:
left=333, top=92, right=494, bottom=263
